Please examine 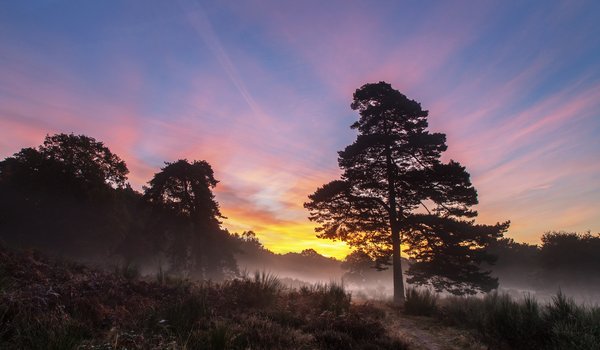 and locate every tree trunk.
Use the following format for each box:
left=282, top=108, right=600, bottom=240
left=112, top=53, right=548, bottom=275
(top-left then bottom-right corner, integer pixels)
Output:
left=392, top=227, right=405, bottom=305
left=384, top=140, right=405, bottom=306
